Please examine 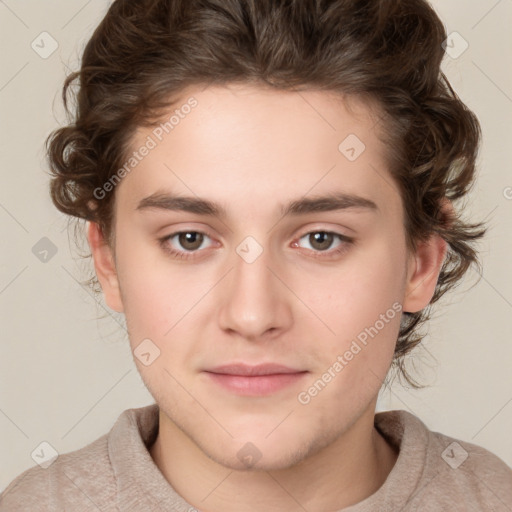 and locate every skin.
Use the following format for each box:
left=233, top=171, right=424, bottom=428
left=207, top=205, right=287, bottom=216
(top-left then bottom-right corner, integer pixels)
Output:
left=87, top=84, right=448, bottom=511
